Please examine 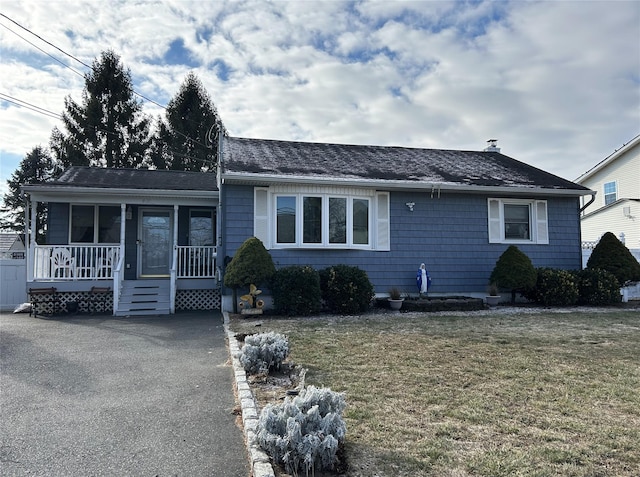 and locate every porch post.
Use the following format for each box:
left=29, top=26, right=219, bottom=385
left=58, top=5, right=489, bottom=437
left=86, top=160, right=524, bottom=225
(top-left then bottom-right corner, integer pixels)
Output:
left=120, top=203, right=126, bottom=250
left=28, top=198, right=36, bottom=281
left=170, top=205, right=179, bottom=313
